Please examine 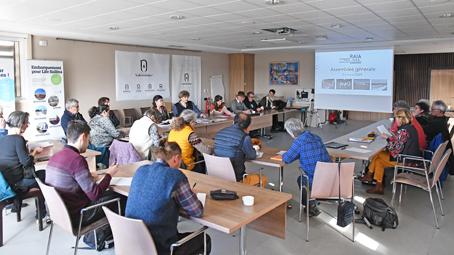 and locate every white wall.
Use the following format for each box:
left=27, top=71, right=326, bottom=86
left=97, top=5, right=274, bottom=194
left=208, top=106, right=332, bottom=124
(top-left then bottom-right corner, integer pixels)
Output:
left=25, top=36, right=229, bottom=119
left=254, top=51, right=315, bottom=99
